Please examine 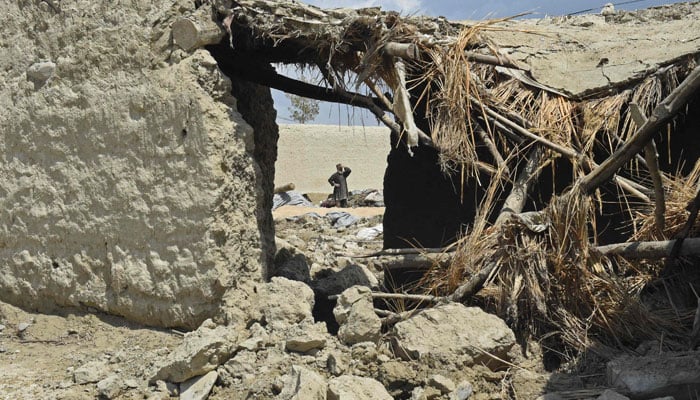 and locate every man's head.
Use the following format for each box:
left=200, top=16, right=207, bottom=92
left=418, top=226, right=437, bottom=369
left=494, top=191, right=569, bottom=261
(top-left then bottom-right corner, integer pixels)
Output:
left=336, top=163, right=343, bottom=171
